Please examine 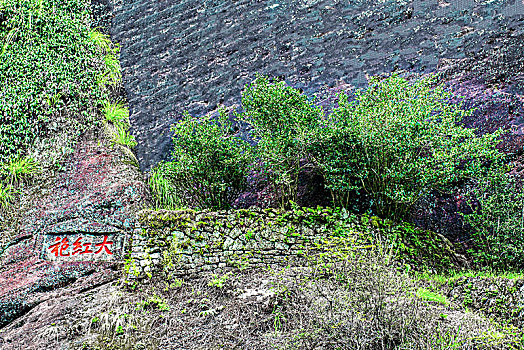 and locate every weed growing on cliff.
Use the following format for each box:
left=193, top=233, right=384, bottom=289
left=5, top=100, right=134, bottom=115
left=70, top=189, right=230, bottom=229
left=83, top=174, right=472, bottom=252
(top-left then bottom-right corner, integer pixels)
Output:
left=101, top=99, right=136, bottom=151
left=208, top=272, right=232, bottom=288
left=0, top=182, right=14, bottom=209
left=136, top=294, right=170, bottom=311
left=102, top=52, right=122, bottom=86
left=109, top=123, right=137, bottom=148
left=103, top=101, right=130, bottom=126
left=0, top=155, right=38, bottom=187
left=151, top=107, right=253, bottom=210
left=89, top=30, right=114, bottom=54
